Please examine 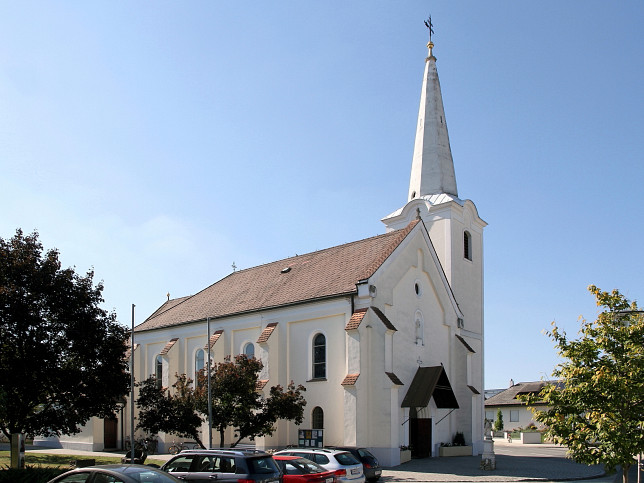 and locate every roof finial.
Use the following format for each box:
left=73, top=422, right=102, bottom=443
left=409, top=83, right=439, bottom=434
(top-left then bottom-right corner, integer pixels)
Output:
left=424, top=15, right=434, bottom=42
left=232, top=261, right=237, bottom=272
left=424, top=15, right=435, bottom=60
left=167, top=292, right=170, bottom=301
